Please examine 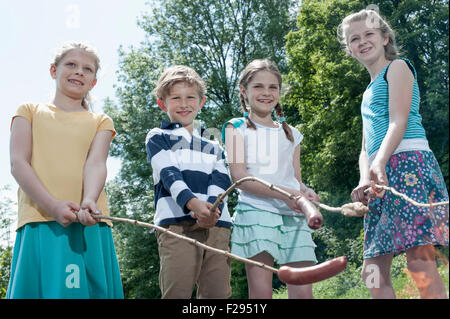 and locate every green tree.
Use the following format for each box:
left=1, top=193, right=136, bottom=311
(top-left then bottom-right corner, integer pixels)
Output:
left=136, top=0, right=298, bottom=127
left=378, top=0, right=449, bottom=188
left=0, top=186, right=15, bottom=298
left=0, top=246, right=12, bottom=298
left=285, top=0, right=448, bottom=193
left=104, top=0, right=299, bottom=298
